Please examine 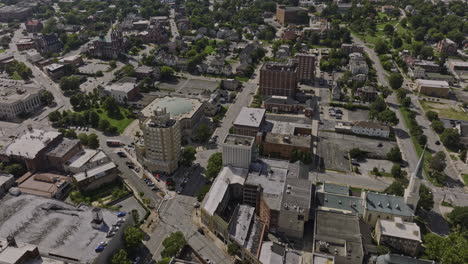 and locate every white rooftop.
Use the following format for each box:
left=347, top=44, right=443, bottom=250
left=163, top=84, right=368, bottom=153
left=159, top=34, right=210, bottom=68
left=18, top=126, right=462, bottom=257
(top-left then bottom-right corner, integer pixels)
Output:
left=378, top=217, right=421, bottom=242
left=259, top=242, right=285, bottom=264
left=416, top=79, right=449, bottom=88
left=229, top=205, right=254, bottom=246
left=74, top=162, right=116, bottom=182
left=234, top=107, right=266, bottom=128
left=104, top=82, right=135, bottom=93
left=2, top=129, right=61, bottom=159
left=66, top=149, right=106, bottom=169
left=202, top=166, right=248, bottom=215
